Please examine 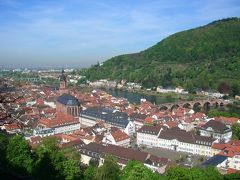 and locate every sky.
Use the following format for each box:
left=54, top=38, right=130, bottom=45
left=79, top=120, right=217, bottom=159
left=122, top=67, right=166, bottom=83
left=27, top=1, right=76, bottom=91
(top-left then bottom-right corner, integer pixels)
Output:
left=0, top=0, right=240, bottom=69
